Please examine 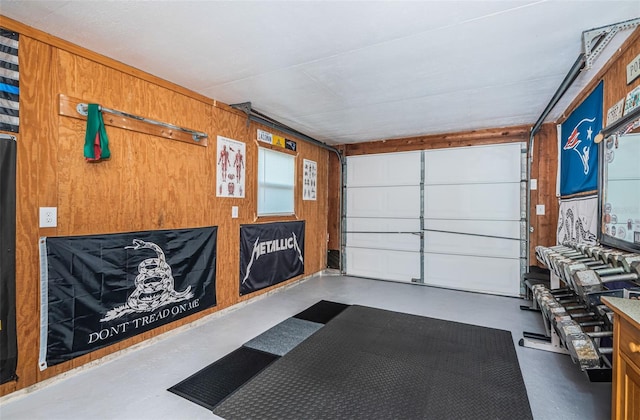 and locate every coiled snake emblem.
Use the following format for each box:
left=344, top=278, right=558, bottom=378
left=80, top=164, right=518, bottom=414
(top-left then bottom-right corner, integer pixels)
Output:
left=557, top=208, right=597, bottom=245
left=101, top=239, right=194, bottom=322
